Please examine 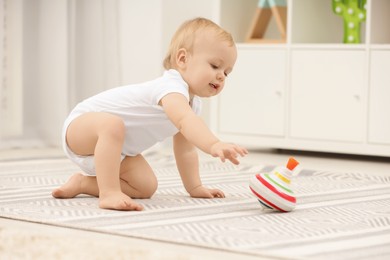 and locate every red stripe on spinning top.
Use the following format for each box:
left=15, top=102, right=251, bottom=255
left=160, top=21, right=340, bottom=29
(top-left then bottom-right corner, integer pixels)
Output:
left=249, top=186, right=285, bottom=212
left=256, top=174, right=296, bottom=203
